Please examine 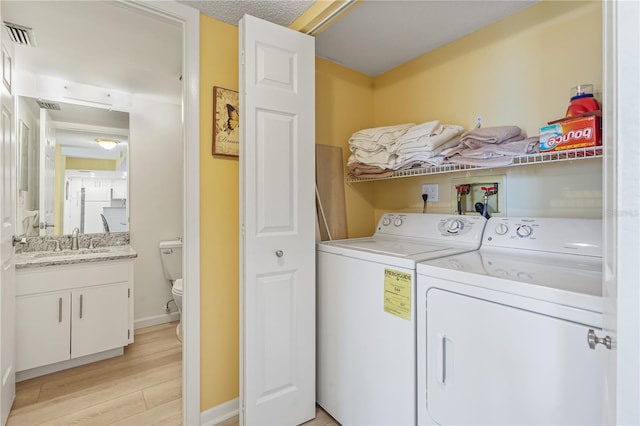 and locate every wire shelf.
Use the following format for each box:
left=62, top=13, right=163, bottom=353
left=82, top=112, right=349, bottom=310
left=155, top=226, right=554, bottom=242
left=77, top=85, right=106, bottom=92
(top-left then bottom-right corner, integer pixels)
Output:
left=346, top=146, right=603, bottom=183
